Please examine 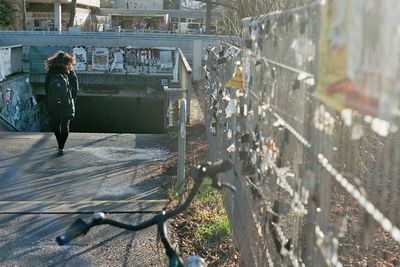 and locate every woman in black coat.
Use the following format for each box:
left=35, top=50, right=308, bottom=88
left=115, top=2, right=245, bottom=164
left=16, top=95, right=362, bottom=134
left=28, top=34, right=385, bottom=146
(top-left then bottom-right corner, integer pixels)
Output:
left=44, top=51, right=79, bottom=155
